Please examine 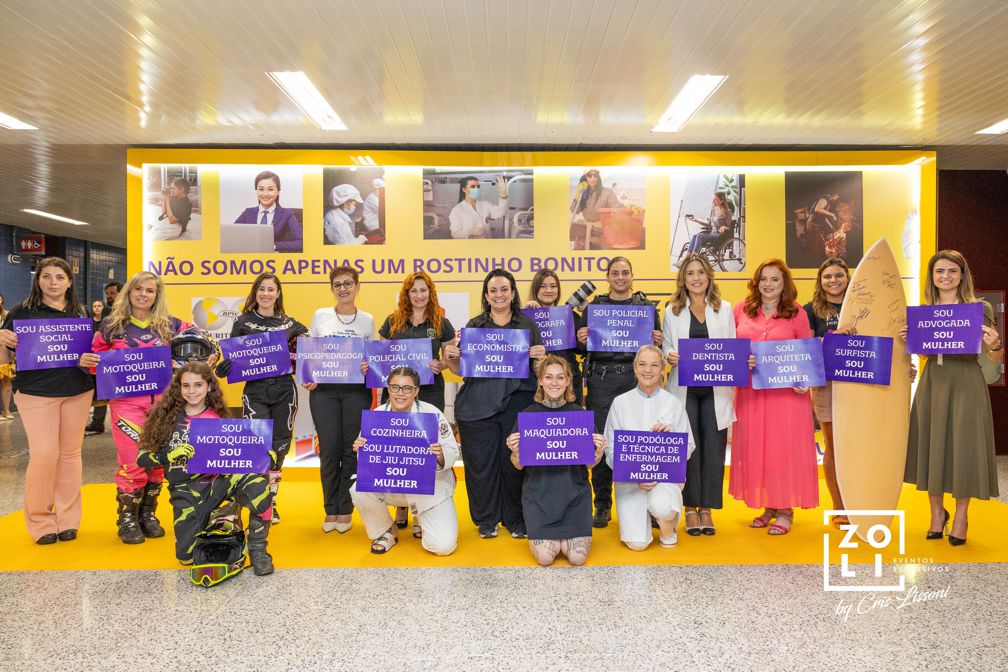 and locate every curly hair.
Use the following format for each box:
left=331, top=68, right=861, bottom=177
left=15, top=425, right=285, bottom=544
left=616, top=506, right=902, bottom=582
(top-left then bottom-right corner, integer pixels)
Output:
left=743, top=259, right=800, bottom=319
left=103, top=271, right=175, bottom=342
left=387, top=272, right=444, bottom=337
left=139, top=362, right=229, bottom=455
